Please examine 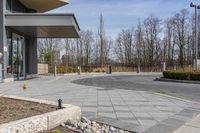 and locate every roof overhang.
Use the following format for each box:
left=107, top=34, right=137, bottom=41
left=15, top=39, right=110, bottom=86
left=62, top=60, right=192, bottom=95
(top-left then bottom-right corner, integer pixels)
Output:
left=19, top=0, right=69, bottom=13
left=5, top=13, right=80, bottom=38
